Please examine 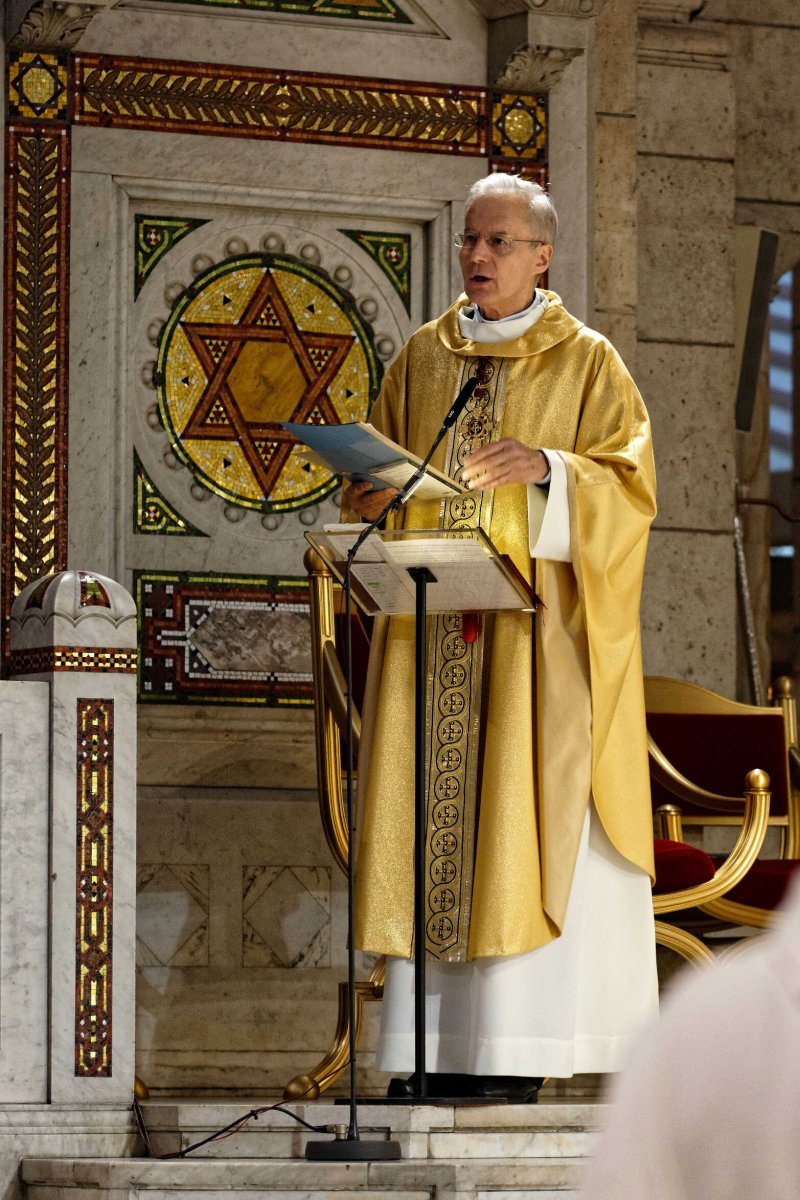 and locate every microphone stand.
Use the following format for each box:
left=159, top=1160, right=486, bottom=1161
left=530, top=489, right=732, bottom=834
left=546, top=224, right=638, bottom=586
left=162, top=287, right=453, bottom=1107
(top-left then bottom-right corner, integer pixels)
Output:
left=305, top=377, right=477, bottom=1157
